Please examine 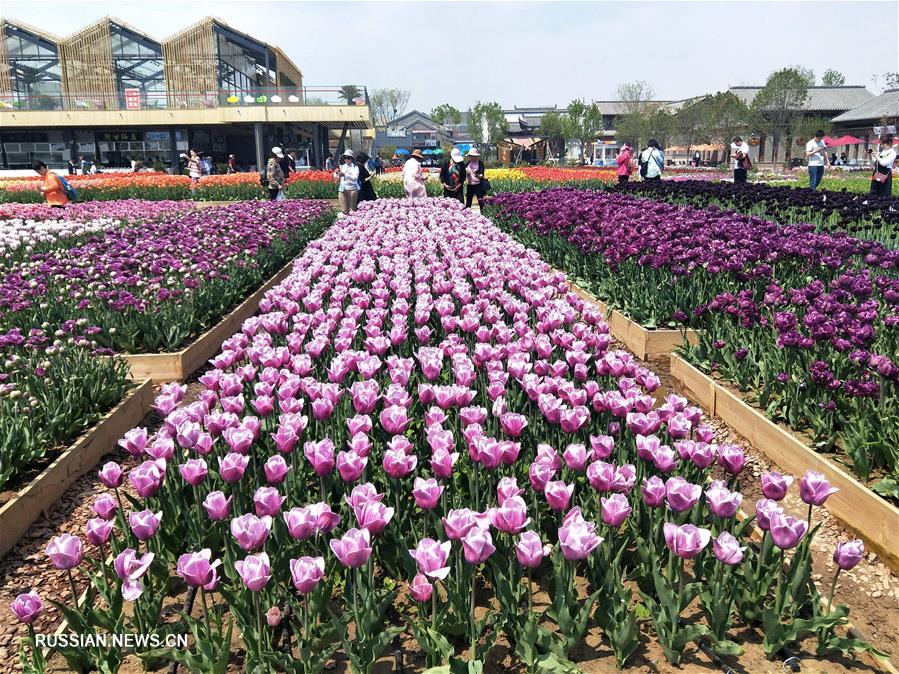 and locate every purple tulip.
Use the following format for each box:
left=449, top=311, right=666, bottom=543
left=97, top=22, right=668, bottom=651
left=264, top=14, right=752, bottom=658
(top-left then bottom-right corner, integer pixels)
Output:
left=85, top=517, right=114, bottom=546
left=129, top=509, right=162, bottom=541
left=705, top=480, right=742, bottom=518
left=600, top=493, right=632, bottom=528
left=235, top=552, right=272, bottom=592
left=544, top=481, right=574, bottom=512
left=253, top=486, right=286, bottom=517
left=380, top=405, right=411, bottom=434
left=346, top=483, right=383, bottom=510
left=666, top=413, right=692, bottom=439
left=754, top=498, right=783, bottom=531
left=202, top=491, right=232, bottom=521
left=10, top=591, right=42, bottom=624
left=563, top=443, right=591, bottom=471
left=500, top=412, right=528, bottom=437
left=283, top=507, right=317, bottom=540
left=383, top=448, right=417, bottom=479
left=118, top=427, right=148, bottom=456
left=665, top=476, right=702, bottom=513
left=443, top=508, right=478, bottom=540
left=833, top=539, right=864, bottom=570
left=558, top=518, right=603, bottom=560
left=713, top=532, right=745, bottom=565
left=353, top=501, right=395, bottom=534
left=93, top=494, right=118, bottom=520
left=113, top=548, right=155, bottom=600
left=496, top=476, right=524, bottom=505
left=489, top=495, right=531, bottom=533
left=663, top=523, right=711, bottom=559
left=529, top=460, right=556, bottom=492
left=641, top=476, right=667, bottom=507
left=409, top=573, right=434, bottom=602
left=589, top=434, right=615, bottom=460
left=515, top=531, right=552, bottom=568
left=179, top=458, right=208, bottom=486
left=177, top=549, right=221, bottom=589
left=461, top=527, right=496, bottom=564
left=336, top=450, right=368, bottom=482
left=128, top=460, right=165, bottom=498
left=97, top=461, right=124, bottom=488
left=769, top=512, right=809, bottom=550
left=718, top=445, right=746, bottom=475
left=799, top=471, right=839, bottom=506
left=329, top=528, right=373, bottom=568
left=263, top=455, right=290, bottom=484
left=218, top=452, right=250, bottom=483
left=304, top=439, right=336, bottom=477
left=760, top=471, right=793, bottom=501
left=230, top=513, right=272, bottom=551
left=290, top=556, right=326, bottom=593
left=409, top=538, right=452, bottom=579
left=412, top=477, right=444, bottom=510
